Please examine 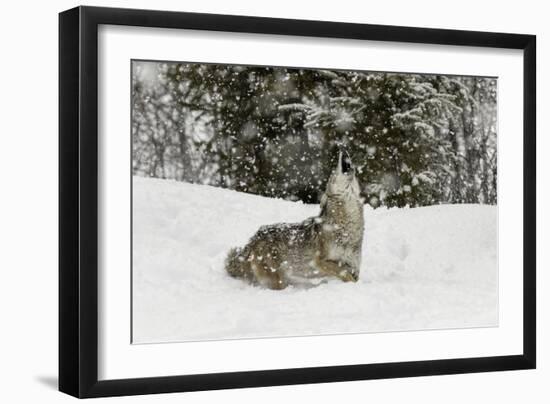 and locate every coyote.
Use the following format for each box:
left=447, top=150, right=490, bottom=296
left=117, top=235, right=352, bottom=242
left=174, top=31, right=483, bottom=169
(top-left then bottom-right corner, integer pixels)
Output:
left=225, top=151, right=364, bottom=290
